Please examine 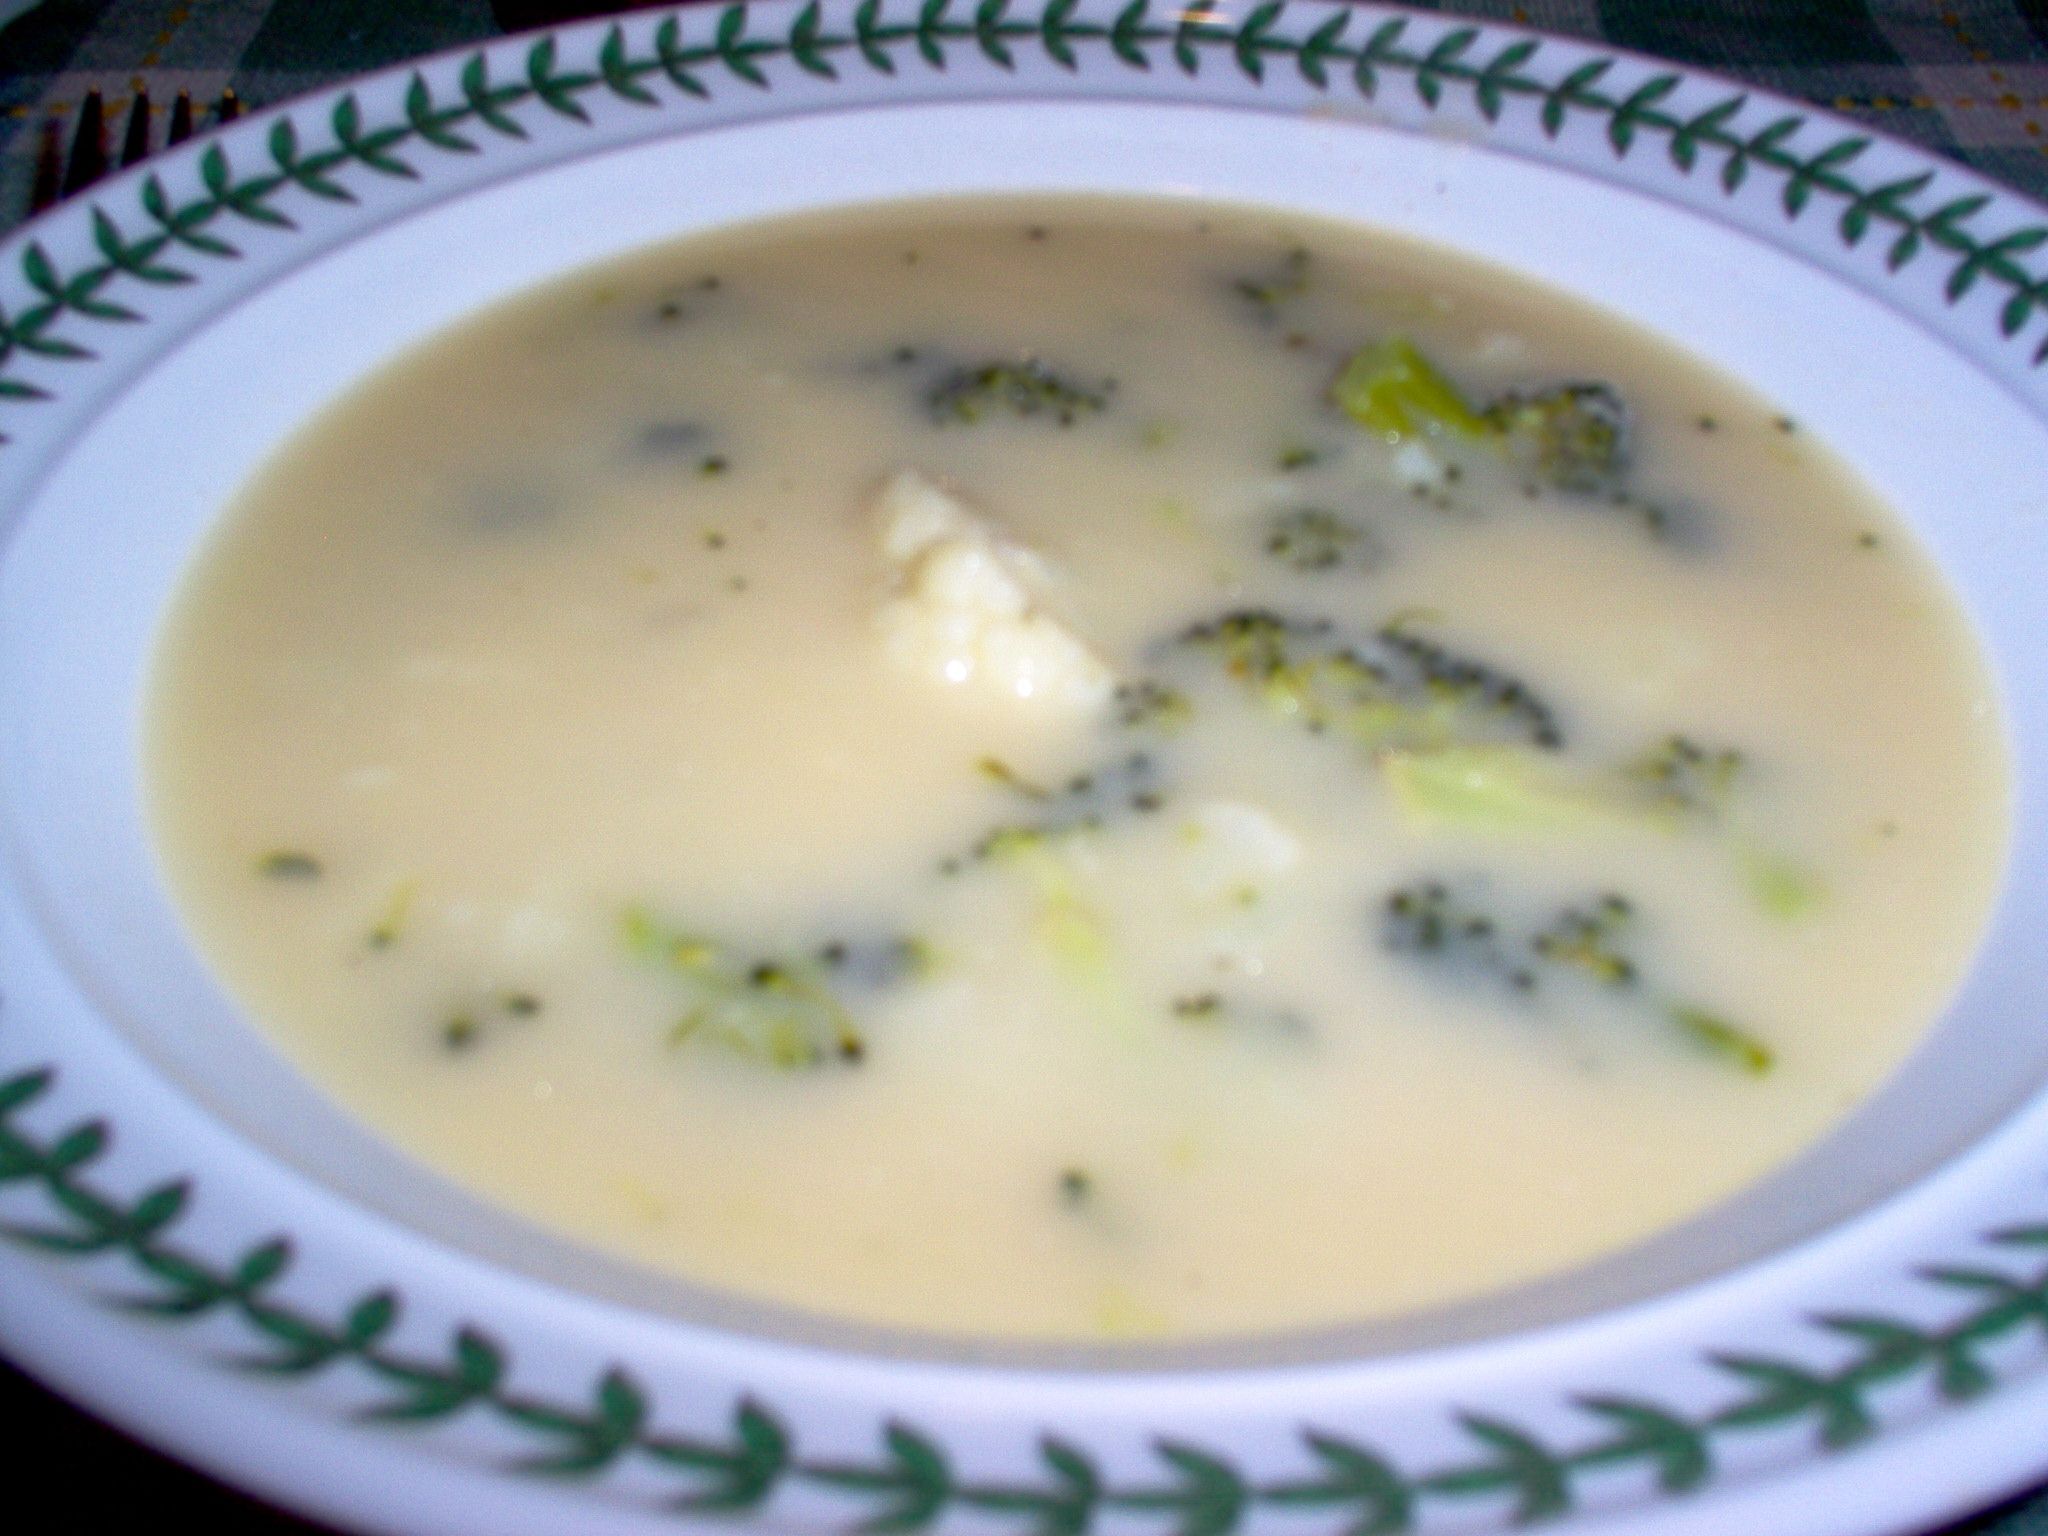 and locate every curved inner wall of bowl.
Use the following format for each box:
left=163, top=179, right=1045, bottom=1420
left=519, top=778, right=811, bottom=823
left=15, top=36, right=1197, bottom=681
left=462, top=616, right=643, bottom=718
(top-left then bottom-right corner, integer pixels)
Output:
left=3, top=100, right=2044, bottom=1367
